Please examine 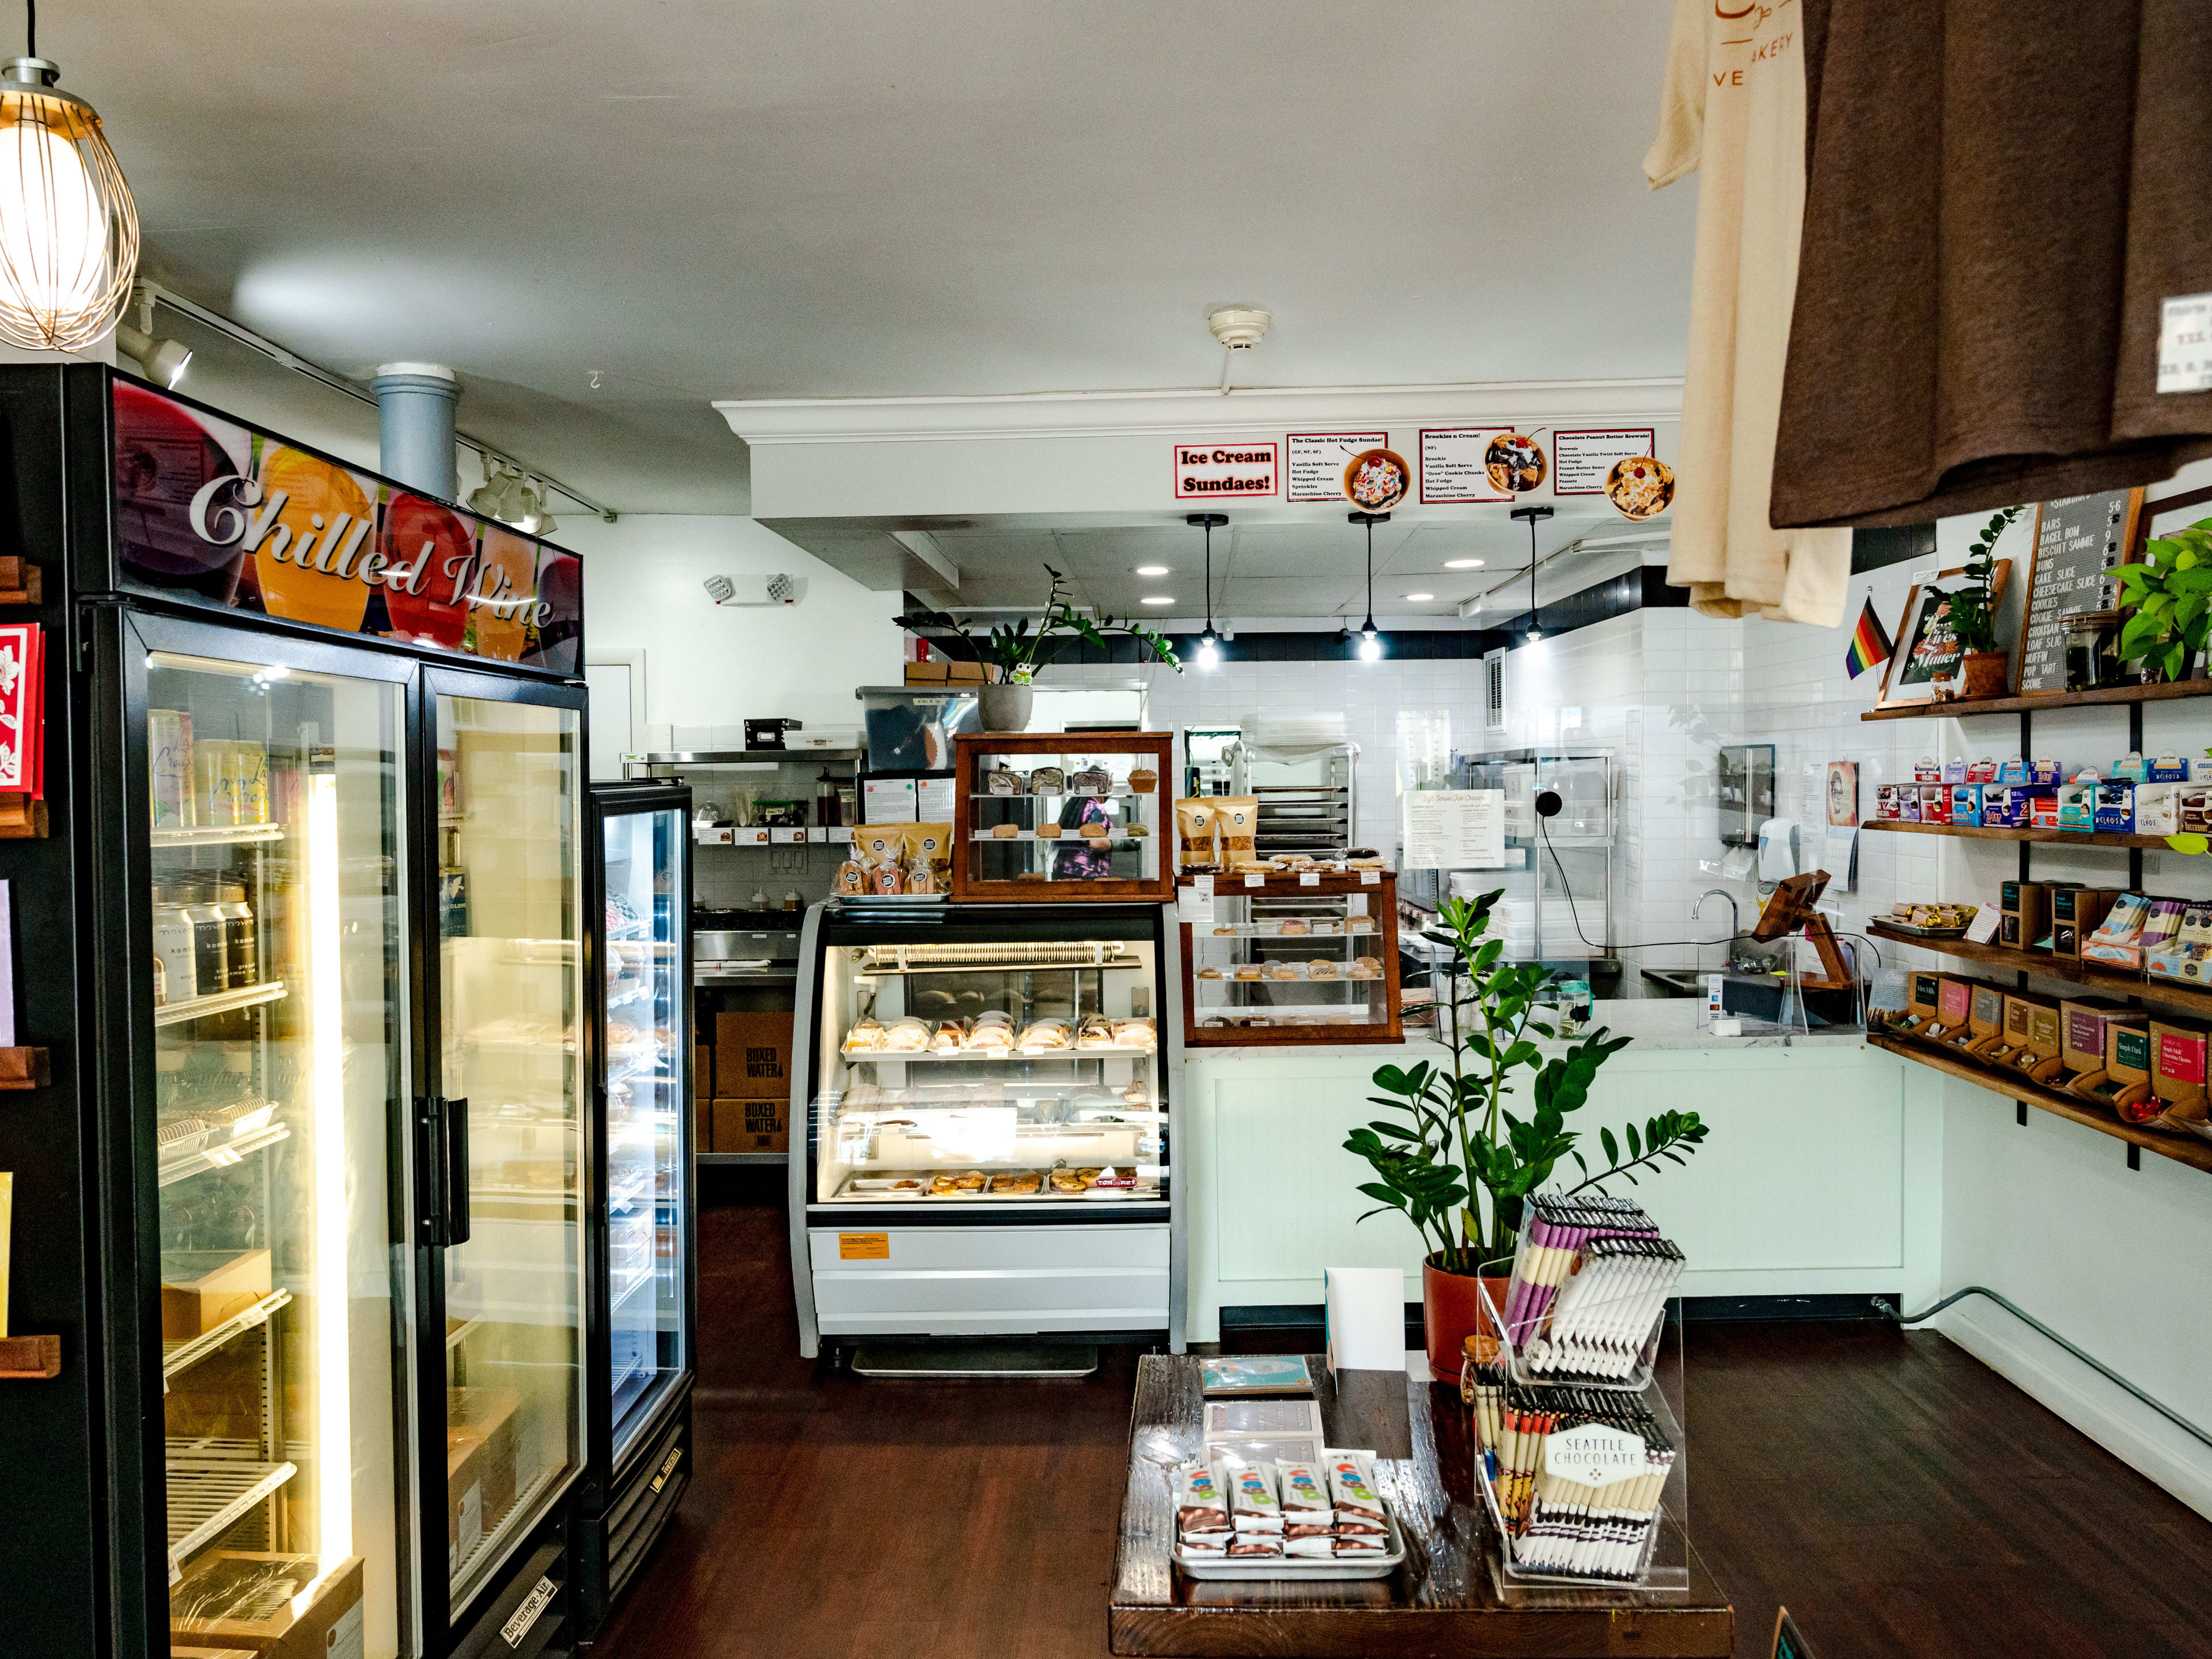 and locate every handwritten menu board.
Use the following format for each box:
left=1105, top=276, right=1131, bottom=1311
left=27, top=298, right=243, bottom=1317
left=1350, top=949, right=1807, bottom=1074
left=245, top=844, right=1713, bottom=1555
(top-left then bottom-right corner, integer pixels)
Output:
left=2016, top=488, right=2142, bottom=695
